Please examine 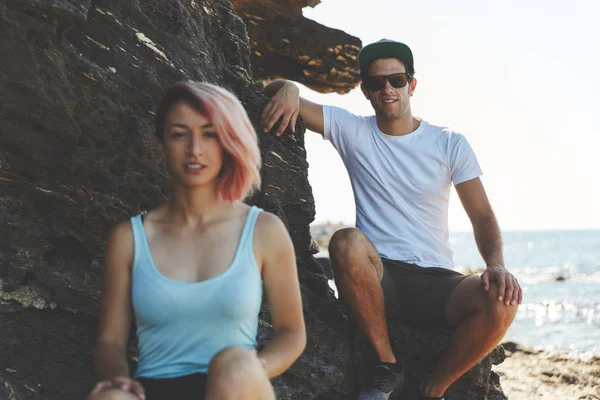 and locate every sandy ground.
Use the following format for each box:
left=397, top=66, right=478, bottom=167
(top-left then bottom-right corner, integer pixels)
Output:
left=494, top=342, right=600, bottom=400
